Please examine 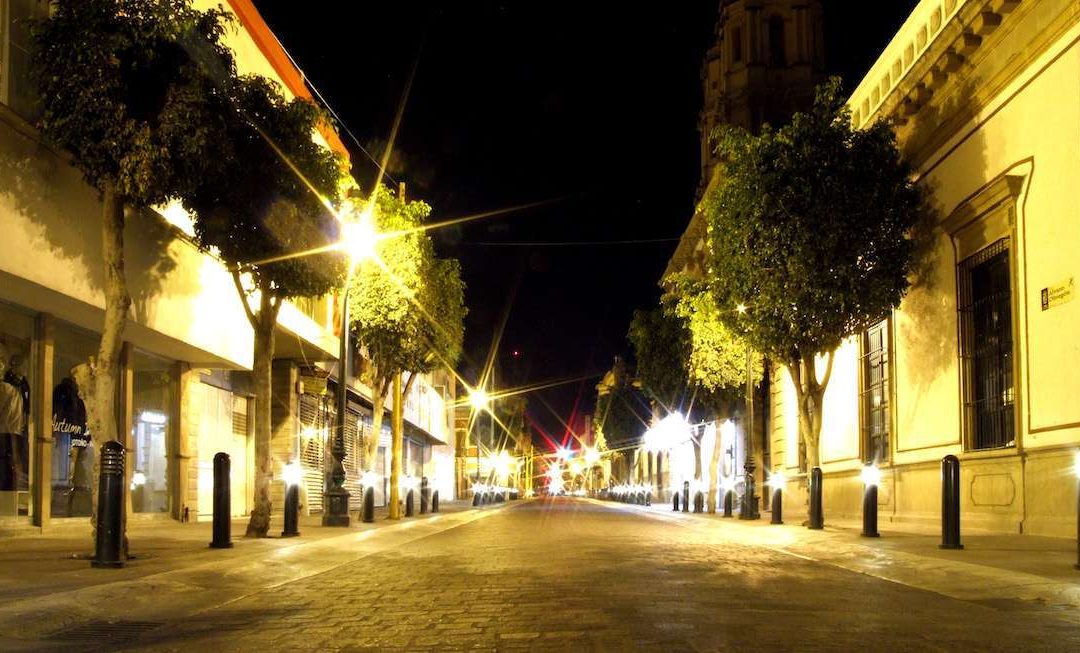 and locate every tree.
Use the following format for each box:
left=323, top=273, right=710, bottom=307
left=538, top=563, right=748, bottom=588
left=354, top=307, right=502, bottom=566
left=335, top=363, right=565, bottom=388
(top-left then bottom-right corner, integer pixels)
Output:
left=658, top=273, right=763, bottom=512
left=592, top=358, right=649, bottom=480
left=704, top=78, right=928, bottom=473
left=349, top=186, right=465, bottom=519
left=185, top=75, right=346, bottom=537
left=33, top=0, right=235, bottom=544
left=626, top=307, right=692, bottom=413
